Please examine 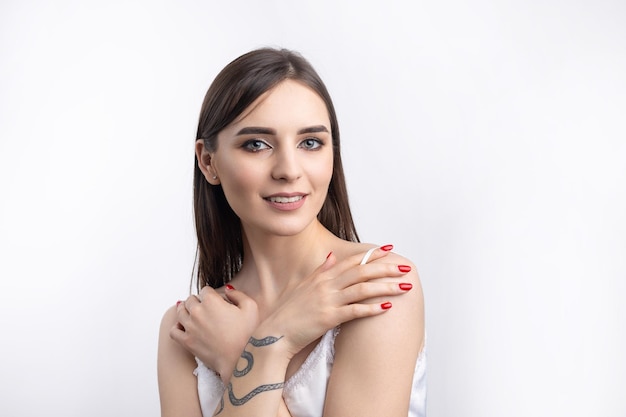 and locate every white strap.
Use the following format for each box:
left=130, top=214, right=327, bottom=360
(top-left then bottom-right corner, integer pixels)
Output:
left=360, top=247, right=377, bottom=265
